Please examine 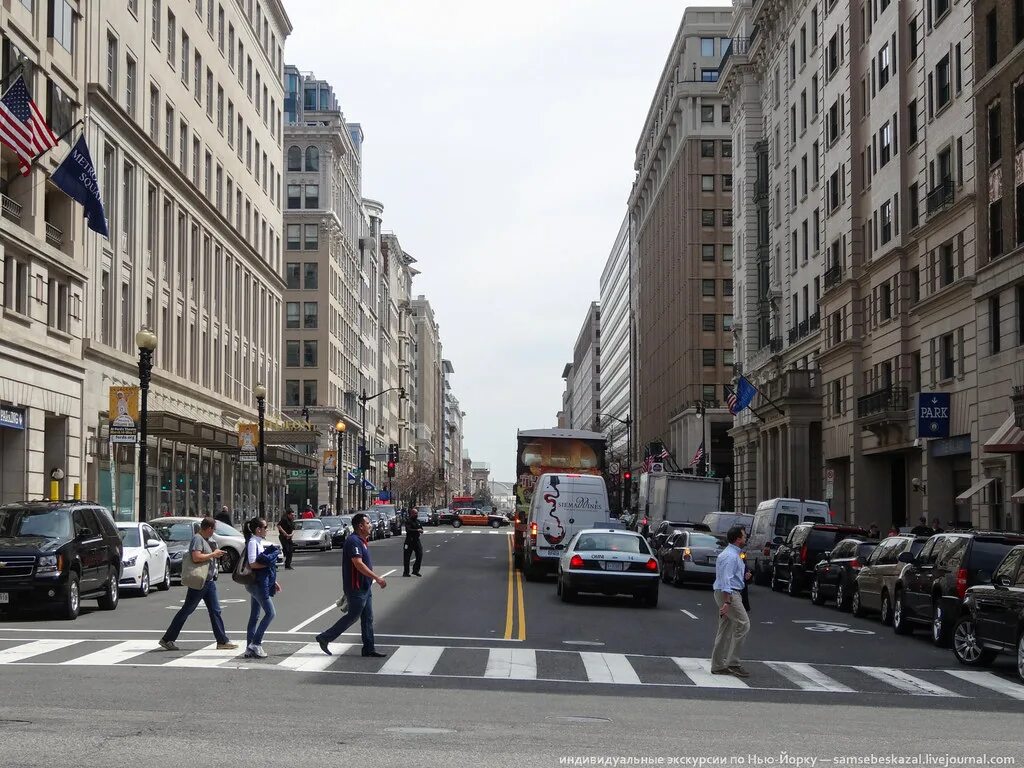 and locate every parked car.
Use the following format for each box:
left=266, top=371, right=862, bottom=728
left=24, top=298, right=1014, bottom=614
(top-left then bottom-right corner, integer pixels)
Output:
left=950, top=545, right=1024, bottom=680
left=417, top=506, right=437, bottom=526
left=657, top=530, right=724, bottom=587
left=116, top=521, right=171, bottom=596
left=892, top=530, right=1024, bottom=646
left=556, top=528, right=660, bottom=607
left=746, top=498, right=831, bottom=585
left=151, top=517, right=278, bottom=578
left=436, top=508, right=456, bottom=525
left=318, top=515, right=352, bottom=546
left=852, top=535, right=930, bottom=623
left=452, top=508, right=509, bottom=528
left=701, top=511, right=755, bottom=538
left=810, top=537, right=878, bottom=610
left=362, top=510, right=387, bottom=540
left=292, top=518, right=331, bottom=551
left=771, top=523, right=869, bottom=596
left=650, top=520, right=712, bottom=552
left=0, top=500, right=123, bottom=619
